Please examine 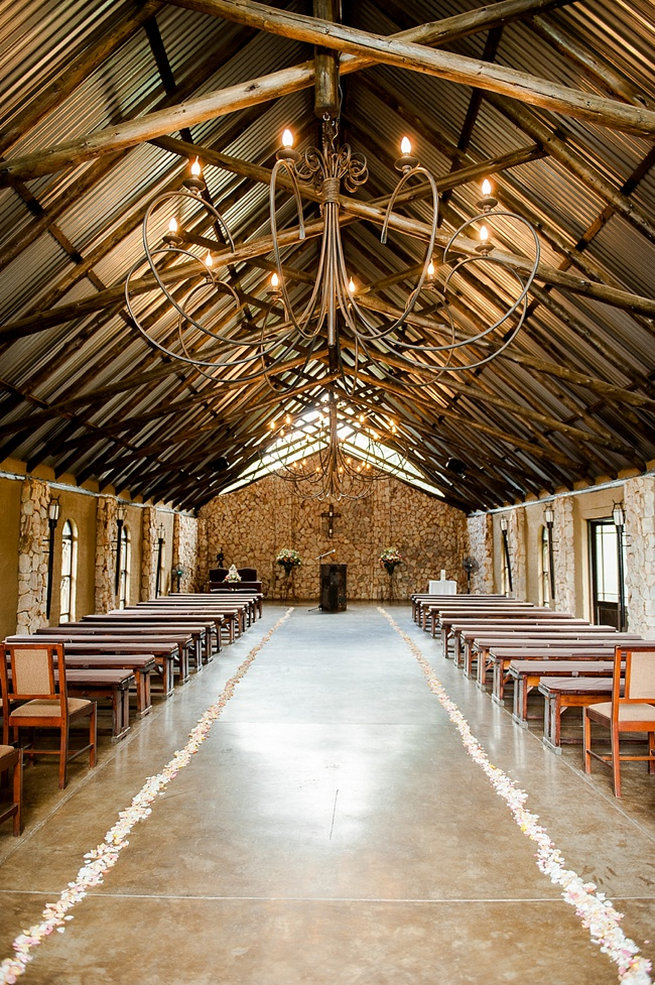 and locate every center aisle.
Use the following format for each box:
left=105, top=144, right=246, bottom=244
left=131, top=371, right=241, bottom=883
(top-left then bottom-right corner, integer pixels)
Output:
left=0, top=603, right=652, bottom=983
